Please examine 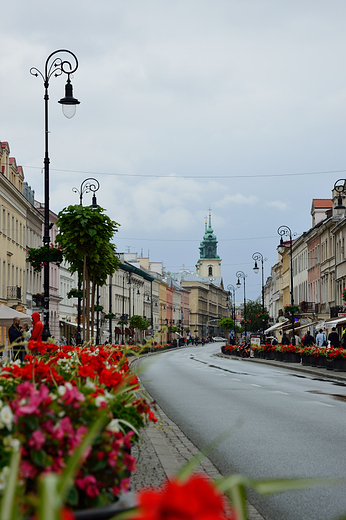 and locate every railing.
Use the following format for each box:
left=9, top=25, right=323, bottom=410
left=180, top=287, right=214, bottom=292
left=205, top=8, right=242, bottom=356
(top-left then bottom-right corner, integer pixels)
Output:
left=300, top=301, right=315, bottom=313
left=7, top=286, right=21, bottom=301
